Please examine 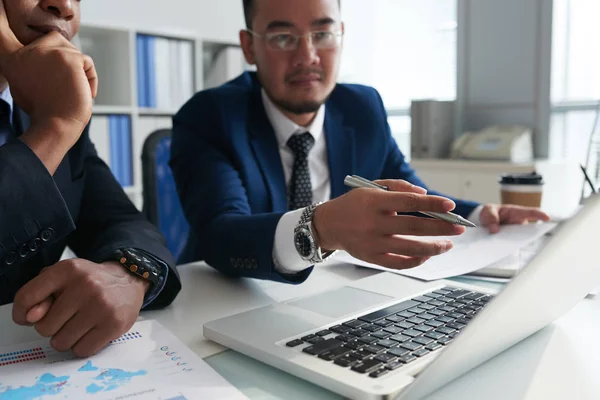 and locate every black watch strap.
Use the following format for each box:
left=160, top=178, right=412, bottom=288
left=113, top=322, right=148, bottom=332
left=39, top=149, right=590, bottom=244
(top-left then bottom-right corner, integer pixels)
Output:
left=108, top=248, right=161, bottom=287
